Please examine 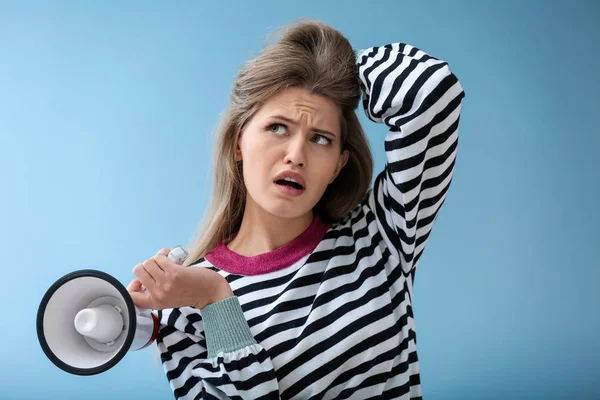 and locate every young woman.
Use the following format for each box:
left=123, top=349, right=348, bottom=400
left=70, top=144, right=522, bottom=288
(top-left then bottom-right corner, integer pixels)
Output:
left=128, top=19, right=465, bottom=399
